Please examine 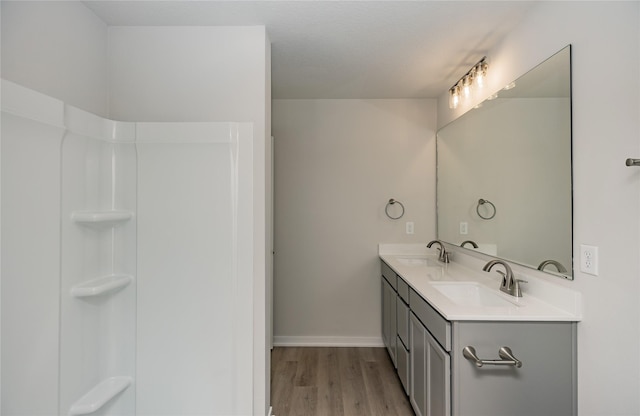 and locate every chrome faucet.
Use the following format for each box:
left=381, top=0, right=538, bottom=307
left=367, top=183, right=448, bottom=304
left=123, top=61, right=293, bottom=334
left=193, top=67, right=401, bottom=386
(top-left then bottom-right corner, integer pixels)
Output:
left=537, top=259, right=568, bottom=273
left=482, top=259, right=526, bottom=297
left=427, top=240, right=450, bottom=263
left=460, top=240, right=479, bottom=249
